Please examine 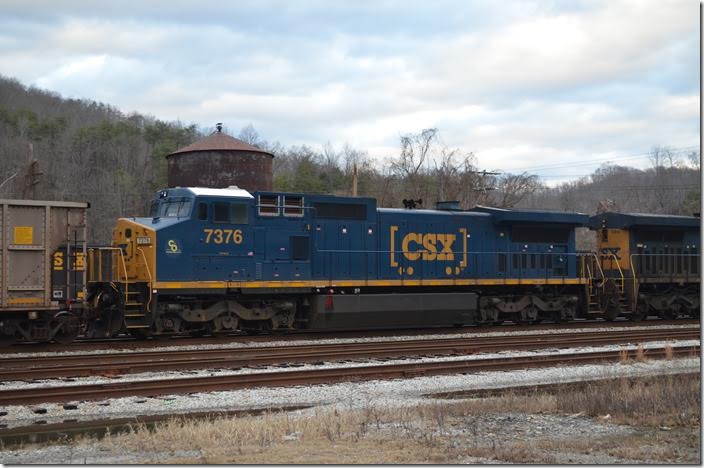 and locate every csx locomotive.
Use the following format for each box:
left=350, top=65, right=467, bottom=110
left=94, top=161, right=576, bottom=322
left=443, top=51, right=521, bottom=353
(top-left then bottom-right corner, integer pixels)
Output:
left=86, top=186, right=699, bottom=339
left=0, top=187, right=699, bottom=343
